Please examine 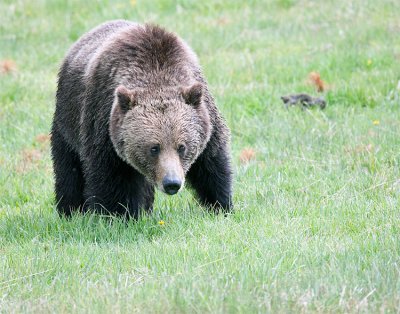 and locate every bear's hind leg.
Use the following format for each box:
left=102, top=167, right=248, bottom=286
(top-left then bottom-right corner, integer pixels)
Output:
left=51, top=127, right=84, bottom=216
